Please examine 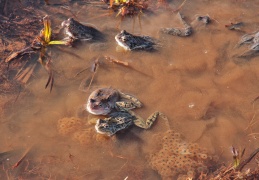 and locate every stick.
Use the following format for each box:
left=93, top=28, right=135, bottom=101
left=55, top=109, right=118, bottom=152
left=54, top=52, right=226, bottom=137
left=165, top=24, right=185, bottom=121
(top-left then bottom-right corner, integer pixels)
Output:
left=236, top=148, right=259, bottom=171
left=172, top=0, right=188, bottom=13
left=21, top=63, right=37, bottom=84
left=12, top=146, right=32, bottom=169
left=5, top=46, right=34, bottom=63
